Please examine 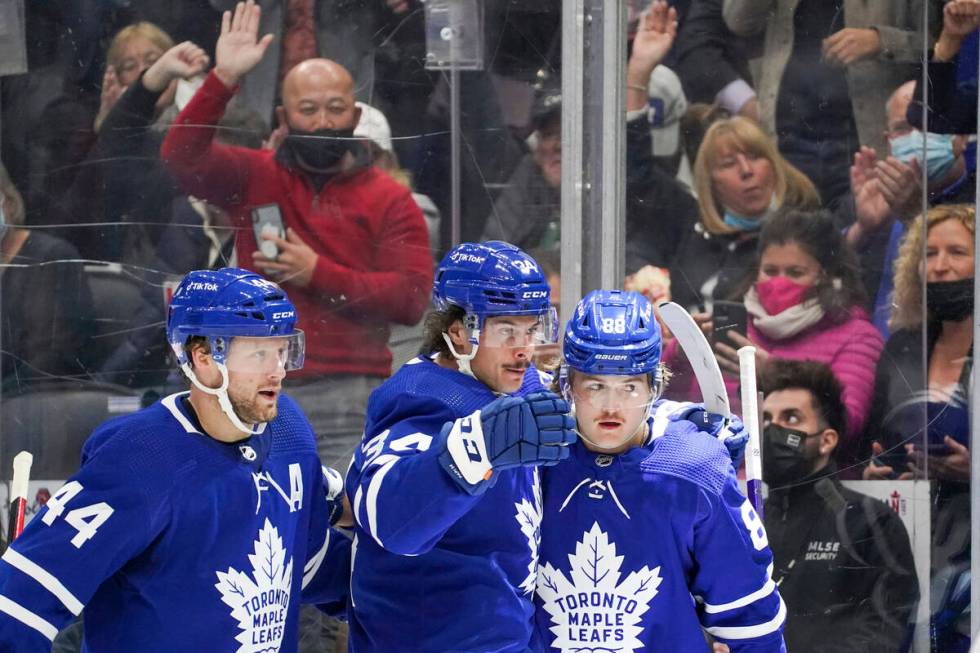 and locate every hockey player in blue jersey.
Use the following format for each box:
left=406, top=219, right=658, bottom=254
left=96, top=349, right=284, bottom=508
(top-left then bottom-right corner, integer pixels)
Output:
left=346, top=241, right=577, bottom=652
left=536, top=290, right=786, bottom=652
left=0, top=268, right=352, bottom=652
